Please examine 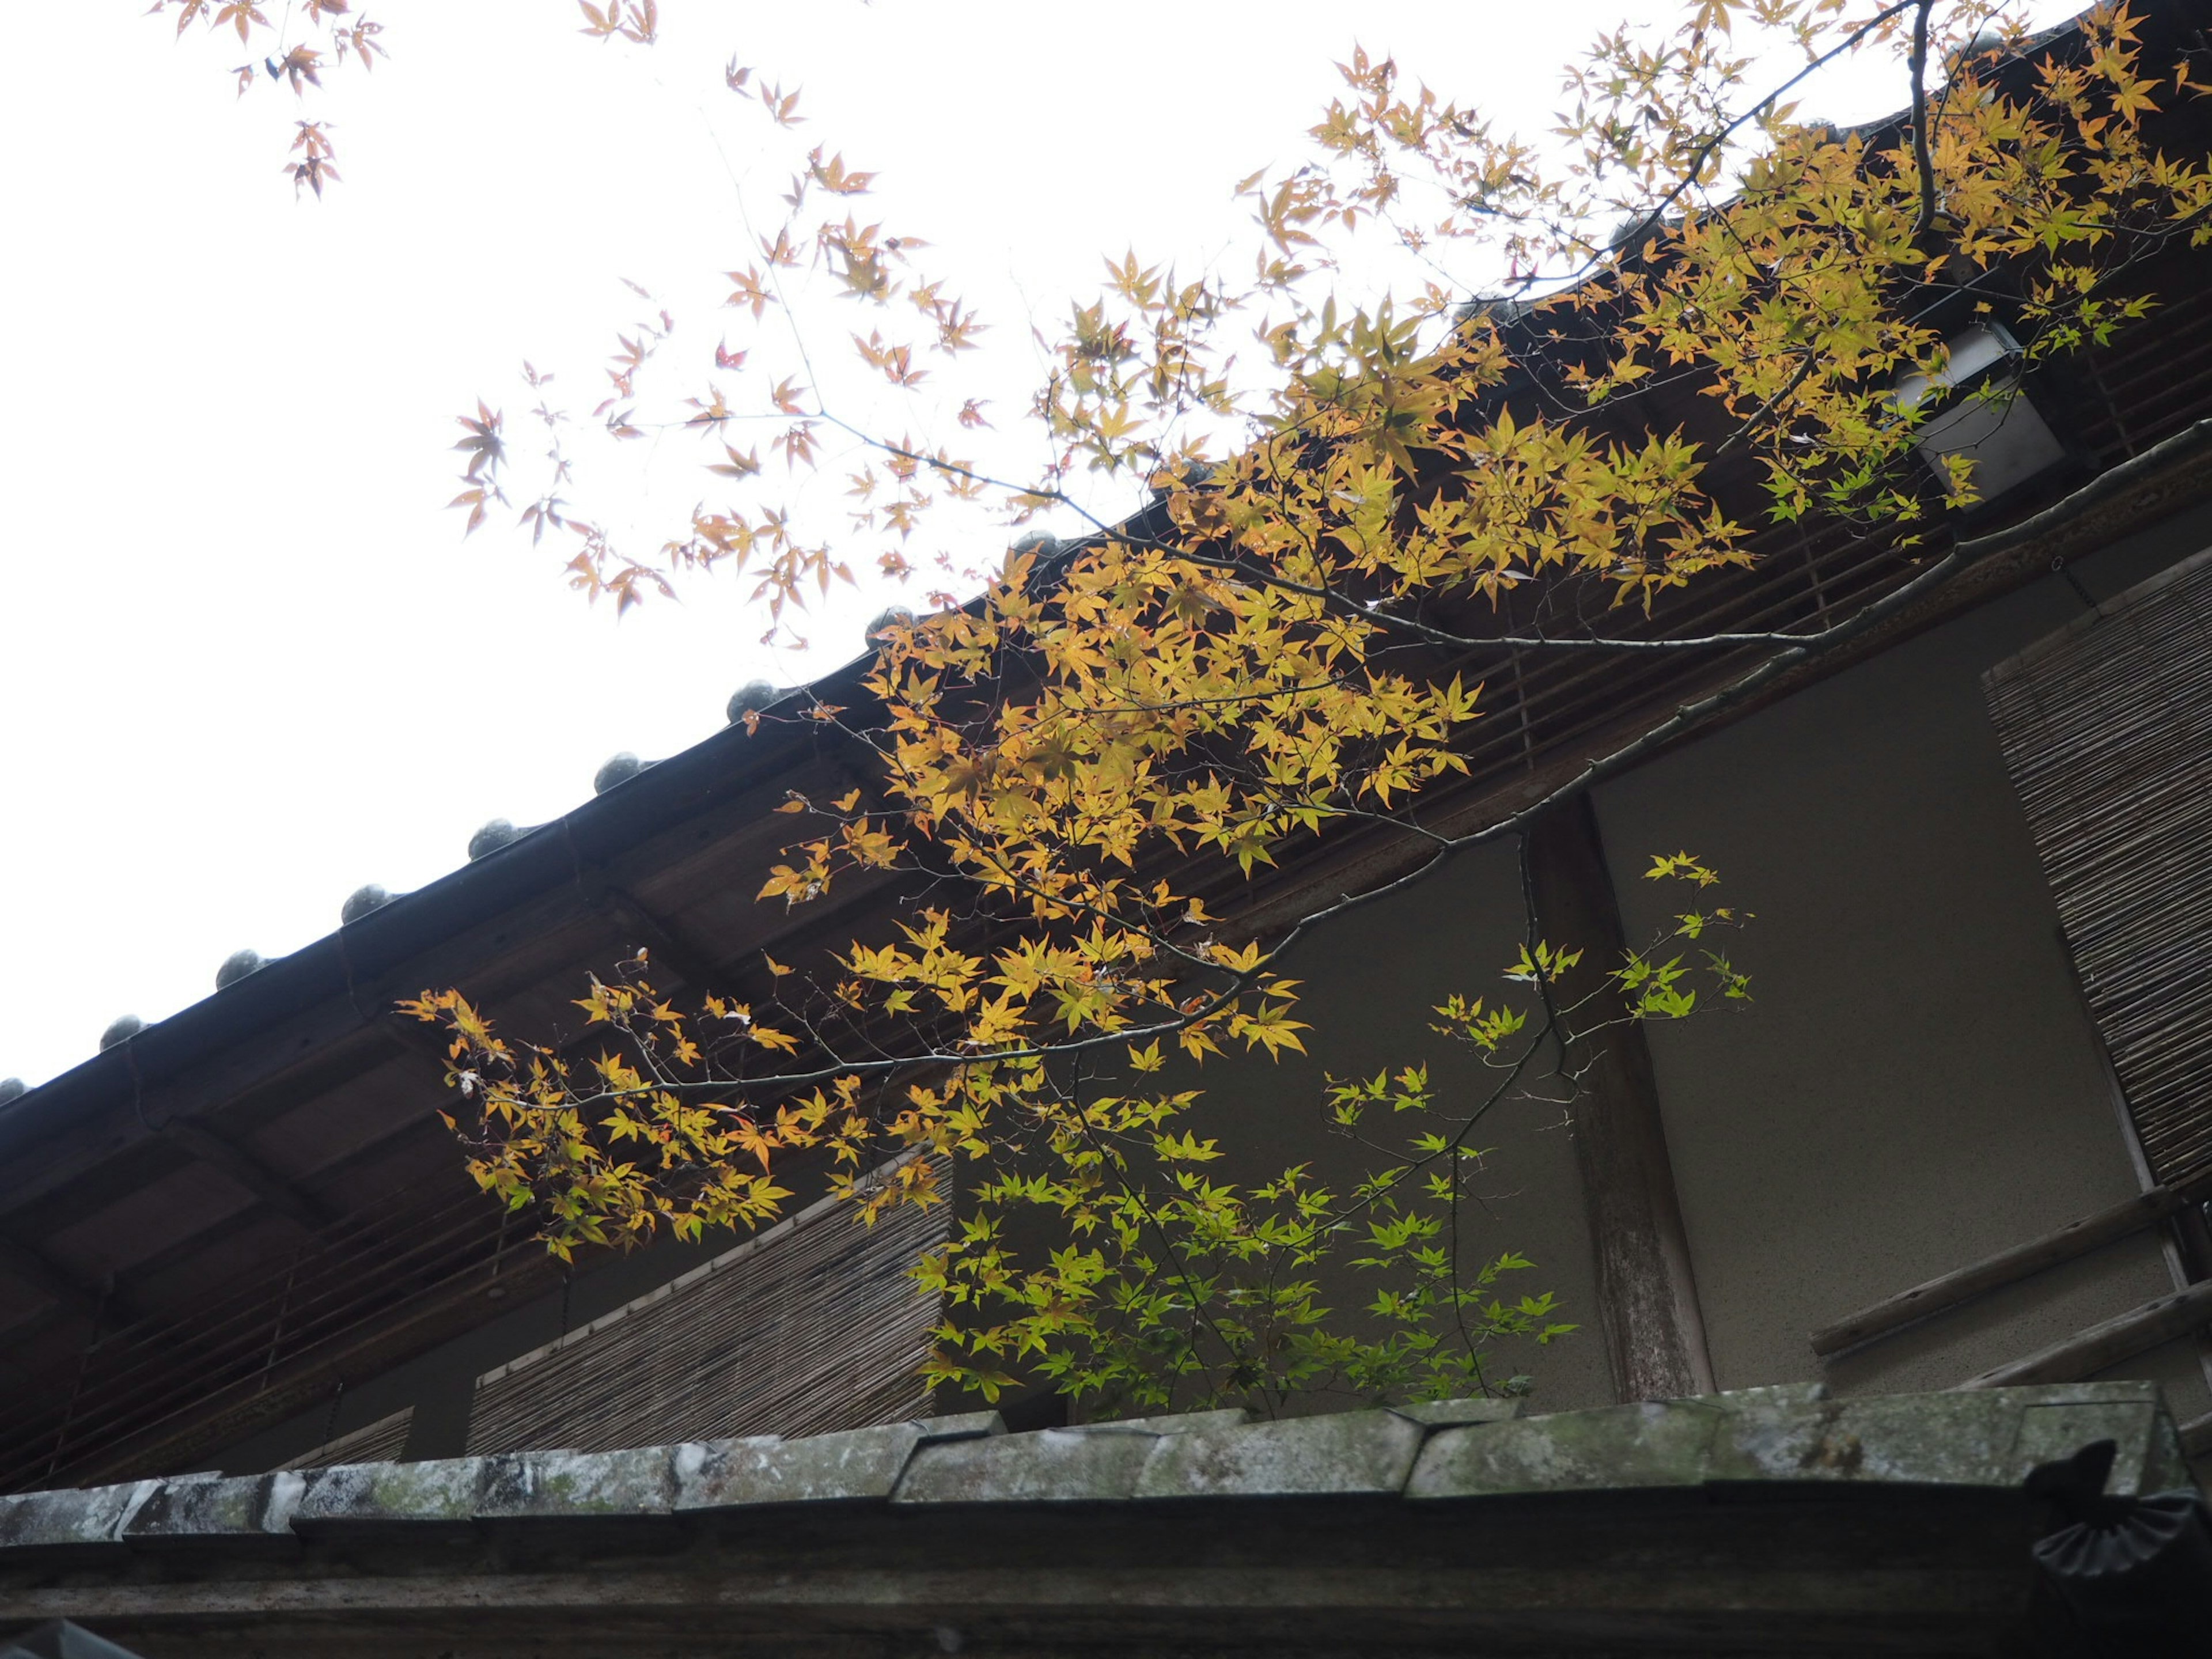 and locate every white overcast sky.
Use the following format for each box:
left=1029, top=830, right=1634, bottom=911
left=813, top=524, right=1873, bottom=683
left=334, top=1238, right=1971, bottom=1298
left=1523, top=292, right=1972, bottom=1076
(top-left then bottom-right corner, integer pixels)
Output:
left=0, top=2, right=2068, bottom=1090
